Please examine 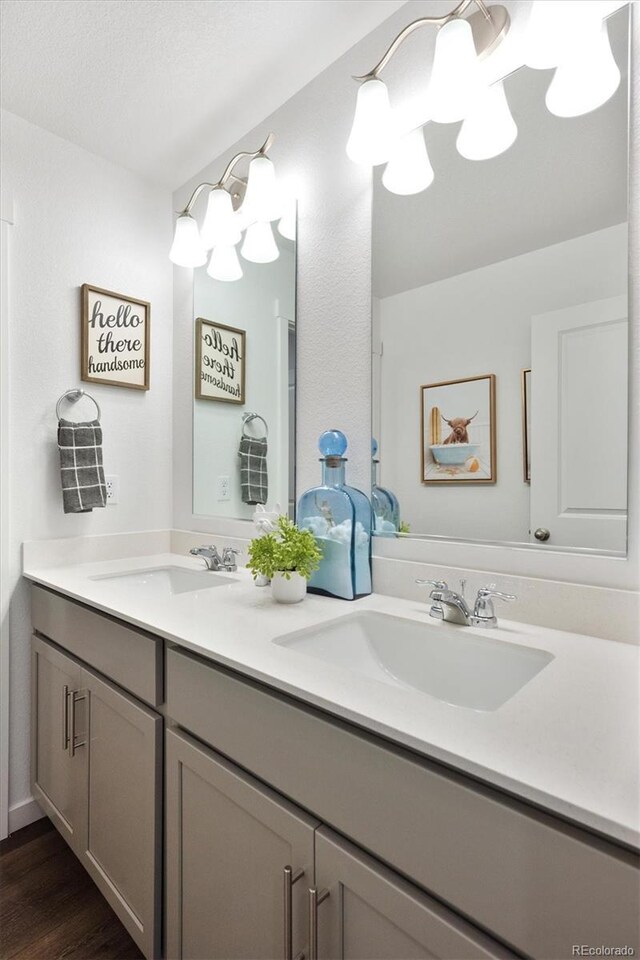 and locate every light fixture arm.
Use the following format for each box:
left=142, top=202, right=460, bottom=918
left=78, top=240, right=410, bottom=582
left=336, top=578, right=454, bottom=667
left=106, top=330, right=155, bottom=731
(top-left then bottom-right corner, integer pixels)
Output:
left=353, top=0, right=498, bottom=82
left=179, top=133, right=275, bottom=215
